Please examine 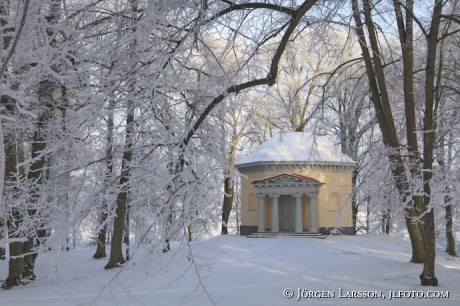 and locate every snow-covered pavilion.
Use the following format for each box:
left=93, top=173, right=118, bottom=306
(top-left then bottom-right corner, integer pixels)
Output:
left=235, top=132, right=356, bottom=236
